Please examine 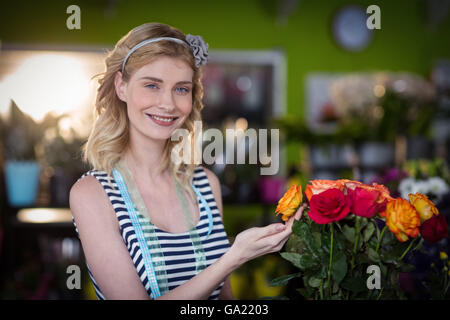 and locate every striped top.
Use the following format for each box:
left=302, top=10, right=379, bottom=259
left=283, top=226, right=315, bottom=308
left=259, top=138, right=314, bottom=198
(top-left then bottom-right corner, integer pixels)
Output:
left=72, top=166, right=231, bottom=300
